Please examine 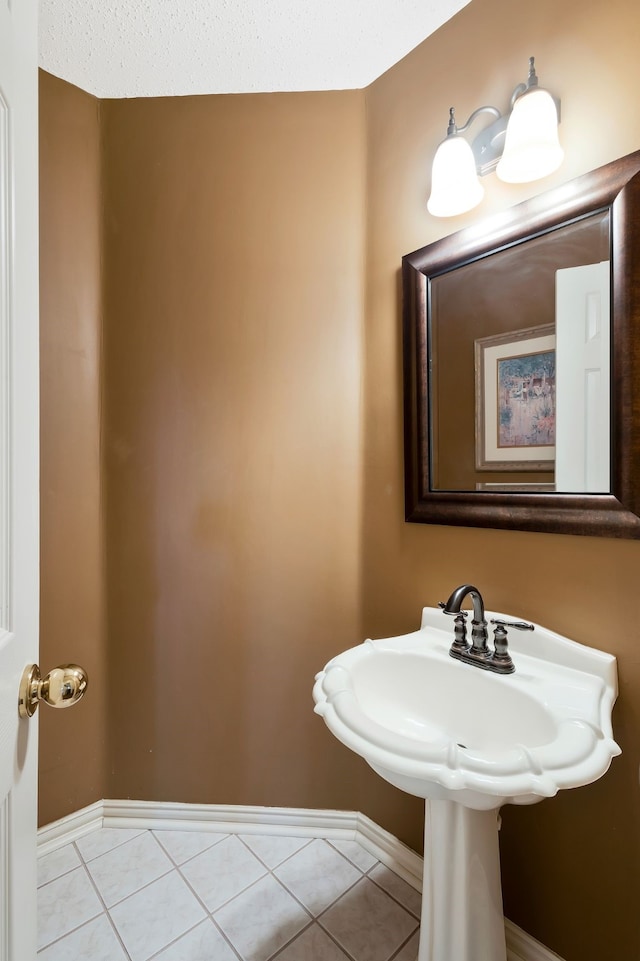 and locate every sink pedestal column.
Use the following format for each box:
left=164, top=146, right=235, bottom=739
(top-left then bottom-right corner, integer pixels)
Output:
left=418, top=800, right=506, bottom=961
